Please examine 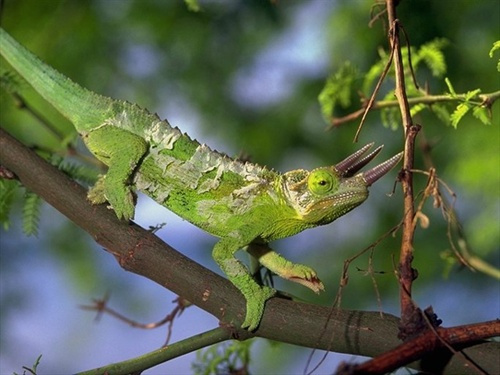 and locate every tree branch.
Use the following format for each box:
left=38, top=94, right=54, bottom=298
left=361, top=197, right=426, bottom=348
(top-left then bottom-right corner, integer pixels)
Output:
left=77, top=327, right=233, bottom=375
left=385, top=0, right=422, bottom=340
left=329, top=90, right=500, bottom=128
left=1, top=127, right=498, bottom=374
left=338, top=320, right=500, bottom=375
left=0, top=127, right=402, bottom=354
